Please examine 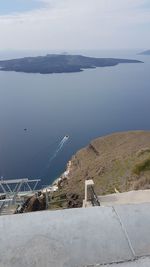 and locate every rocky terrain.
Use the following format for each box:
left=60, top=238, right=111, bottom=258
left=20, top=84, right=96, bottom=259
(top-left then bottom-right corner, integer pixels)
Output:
left=15, top=191, right=82, bottom=213
left=0, top=54, right=142, bottom=74
left=15, top=130, right=150, bottom=212
left=58, top=131, right=150, bottom=199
